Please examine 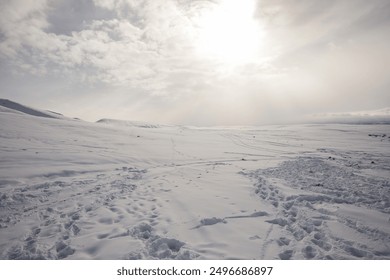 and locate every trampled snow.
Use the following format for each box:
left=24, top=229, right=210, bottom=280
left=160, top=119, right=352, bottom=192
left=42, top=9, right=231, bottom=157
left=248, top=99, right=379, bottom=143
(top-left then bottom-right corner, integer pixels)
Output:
left=0, top=100, right=389, bottom=259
